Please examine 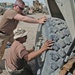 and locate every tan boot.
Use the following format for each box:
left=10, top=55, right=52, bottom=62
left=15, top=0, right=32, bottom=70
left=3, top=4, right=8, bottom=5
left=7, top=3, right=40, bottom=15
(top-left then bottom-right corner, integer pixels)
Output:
left=59, top=67, right=67, bottom=75
left=73, top=70, right=75, bottom=75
